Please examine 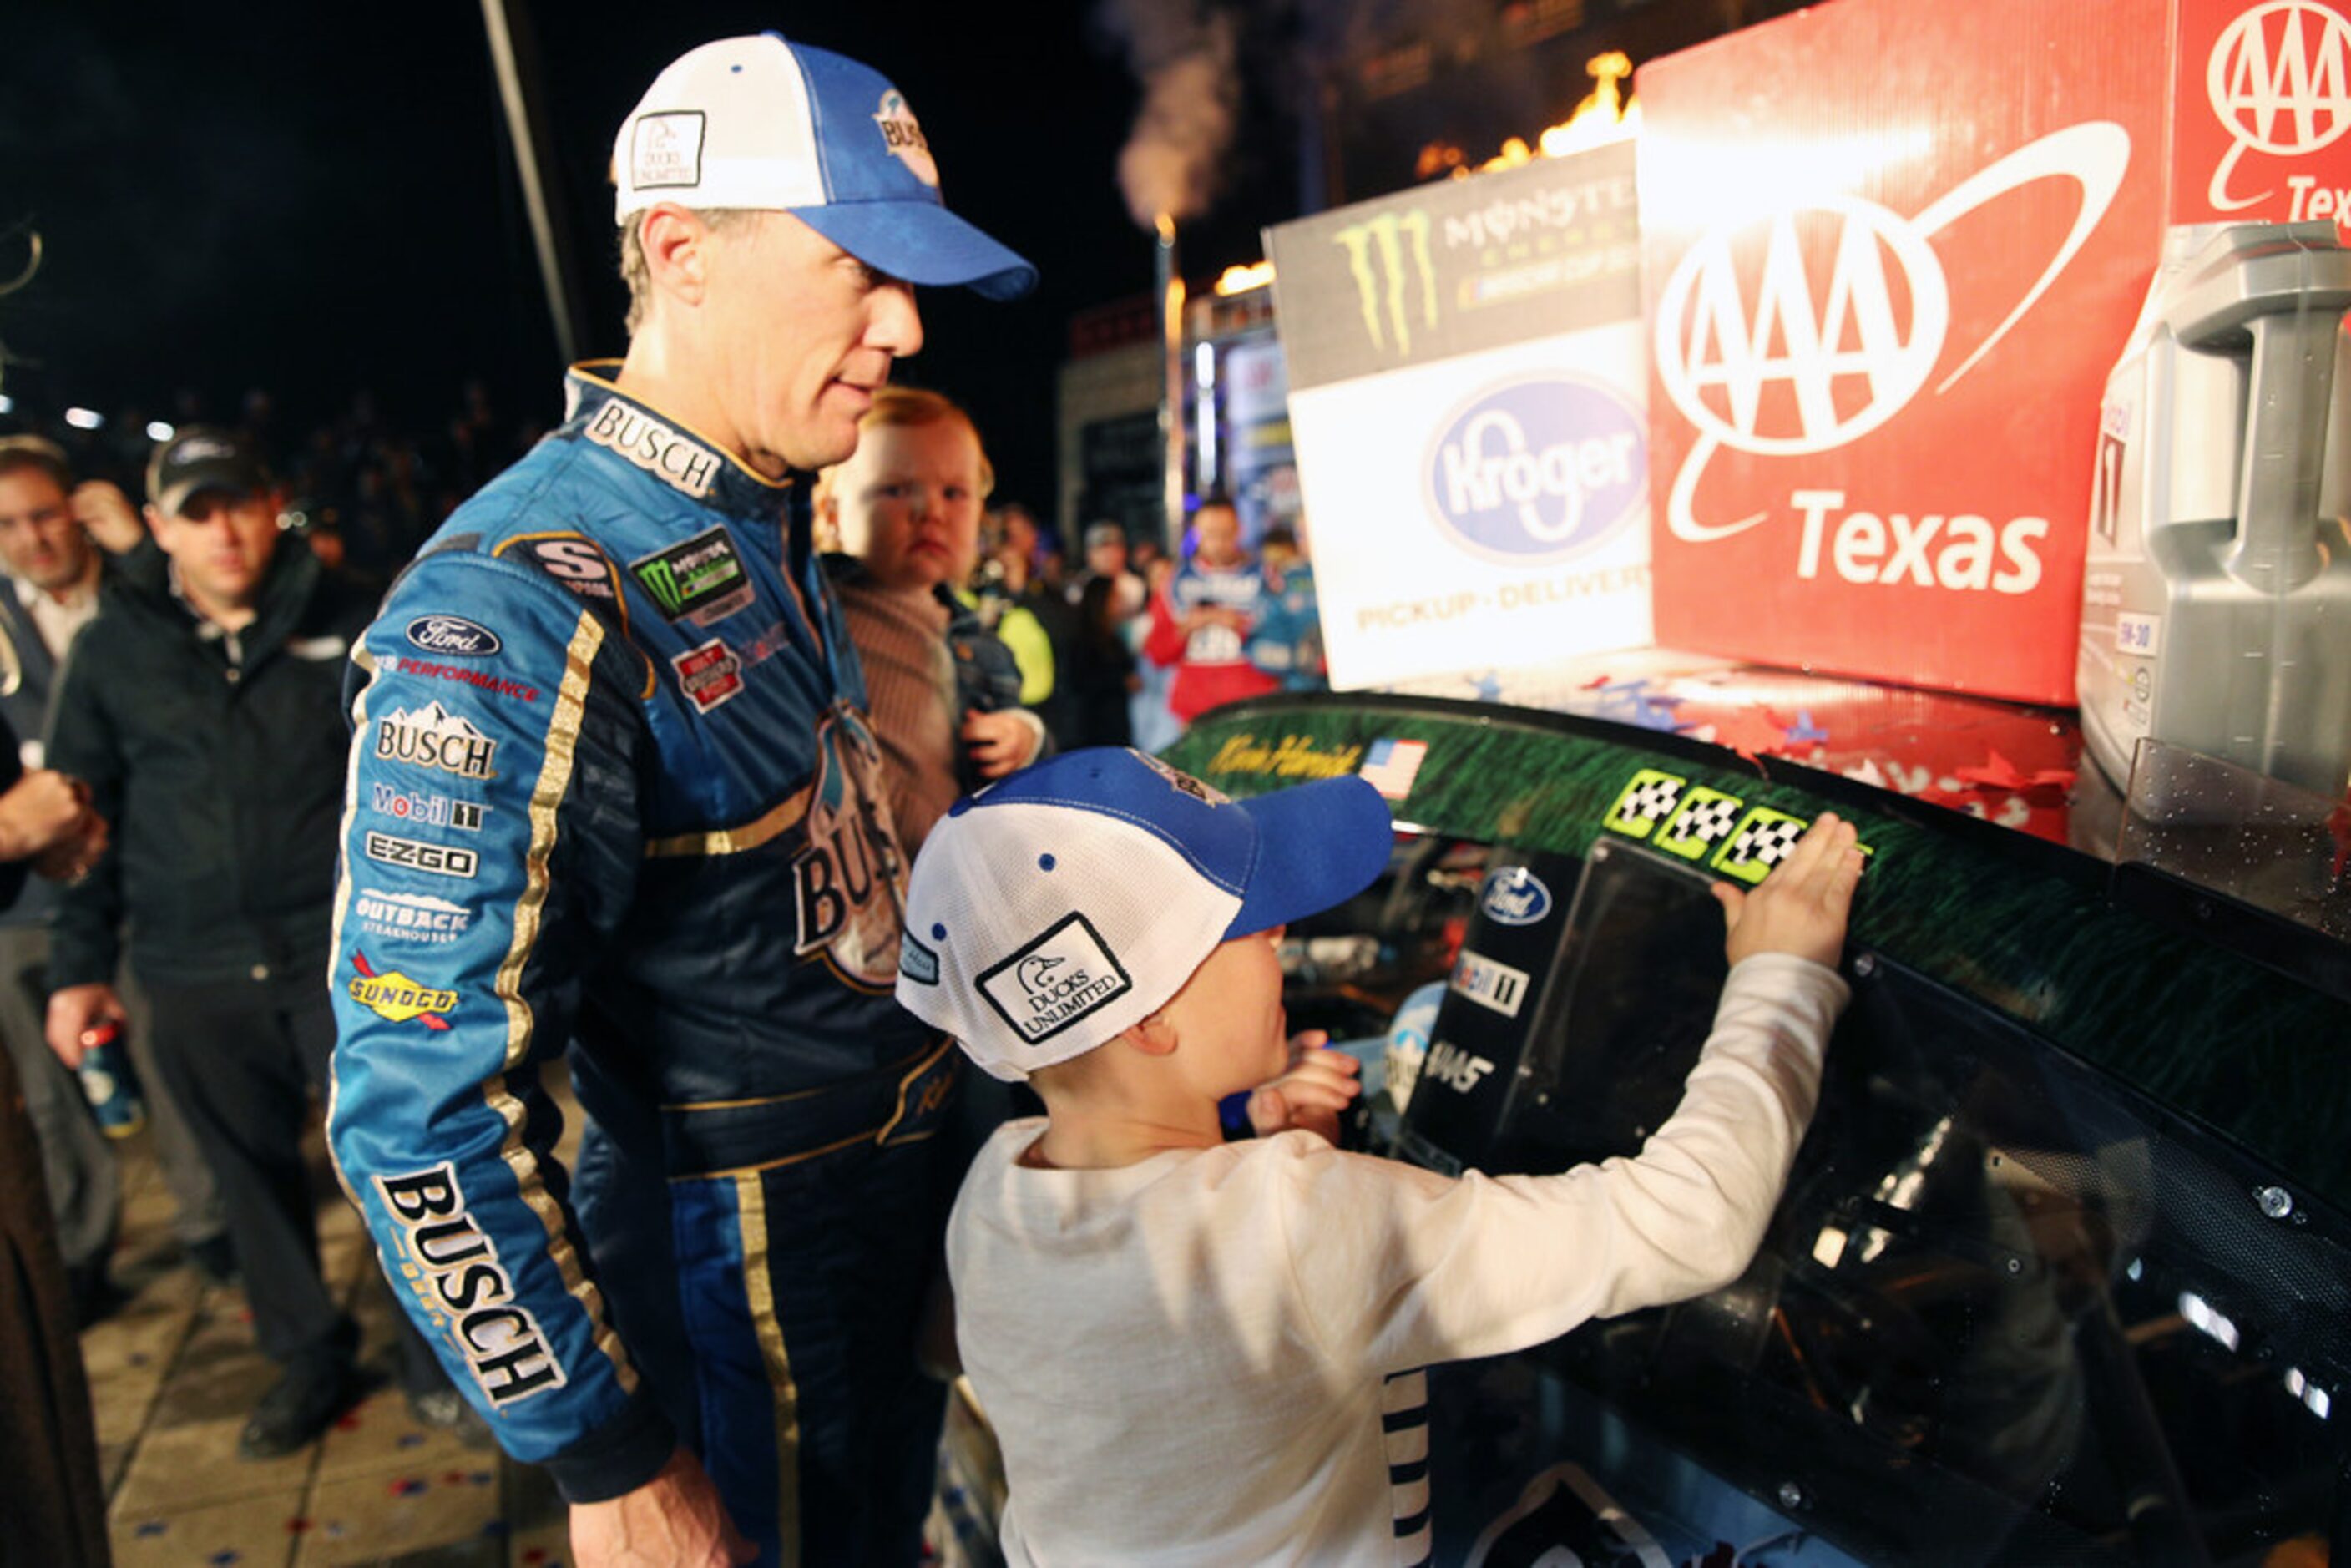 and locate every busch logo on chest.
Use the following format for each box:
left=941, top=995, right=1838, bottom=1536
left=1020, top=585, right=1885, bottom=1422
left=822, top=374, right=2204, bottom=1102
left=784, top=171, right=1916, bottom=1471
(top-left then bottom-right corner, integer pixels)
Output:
left=788, top=708, right=906, bottom=987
